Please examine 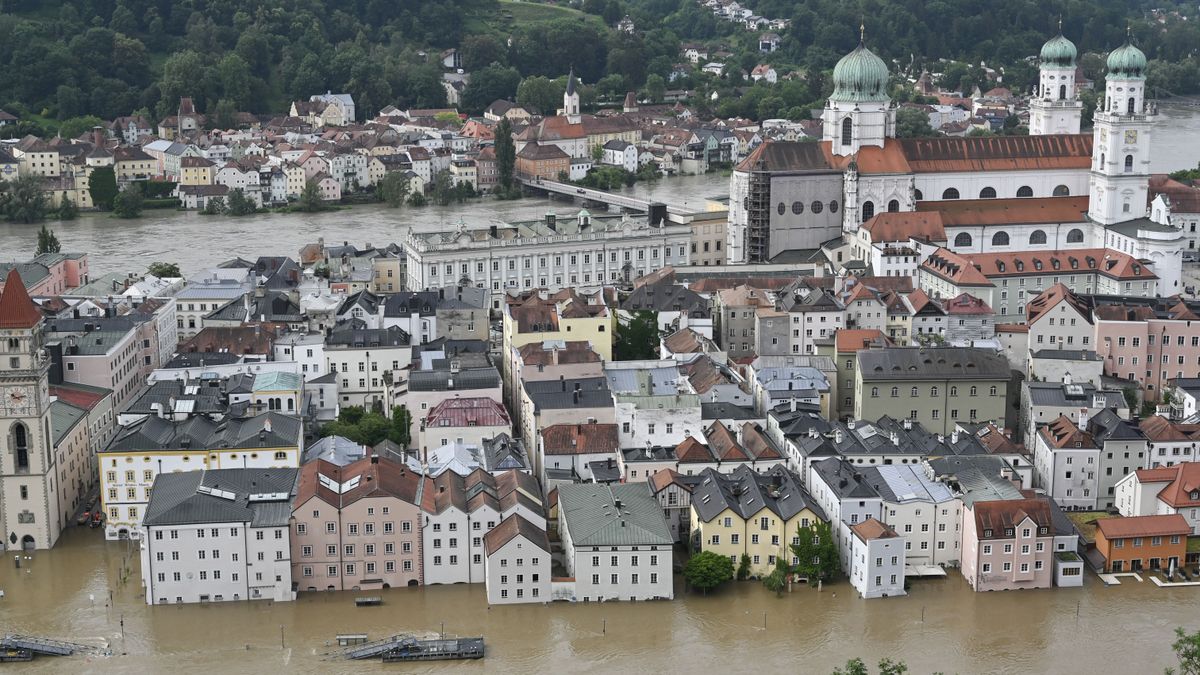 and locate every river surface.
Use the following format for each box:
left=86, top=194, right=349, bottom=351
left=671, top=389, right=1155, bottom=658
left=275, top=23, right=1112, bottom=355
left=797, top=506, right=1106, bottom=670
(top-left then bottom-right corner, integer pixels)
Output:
left=0, top=527, right=1196, bottom=673
left=2, top=104, right=1197, bottom=278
